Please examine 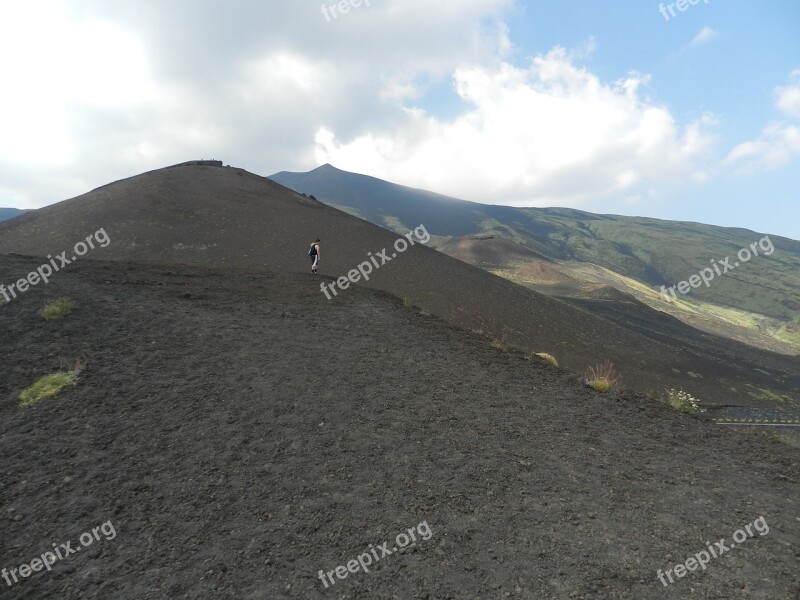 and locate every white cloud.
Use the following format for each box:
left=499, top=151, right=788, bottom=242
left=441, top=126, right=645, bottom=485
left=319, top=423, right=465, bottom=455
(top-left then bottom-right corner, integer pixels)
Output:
left=776, top=75, right=800, bottom=119
left=690, top=26, right=718, bottom=46
left=723, top=71, right=800, bottom=173
left=3, top=0, right=788, bottom=216
left=315, top=48, right=715, bottom=205
left=723, top=124, right=800, bottom=172
left=0, top=0, right=513, bottom=207
left=0, top=1, right=153, bottom=167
